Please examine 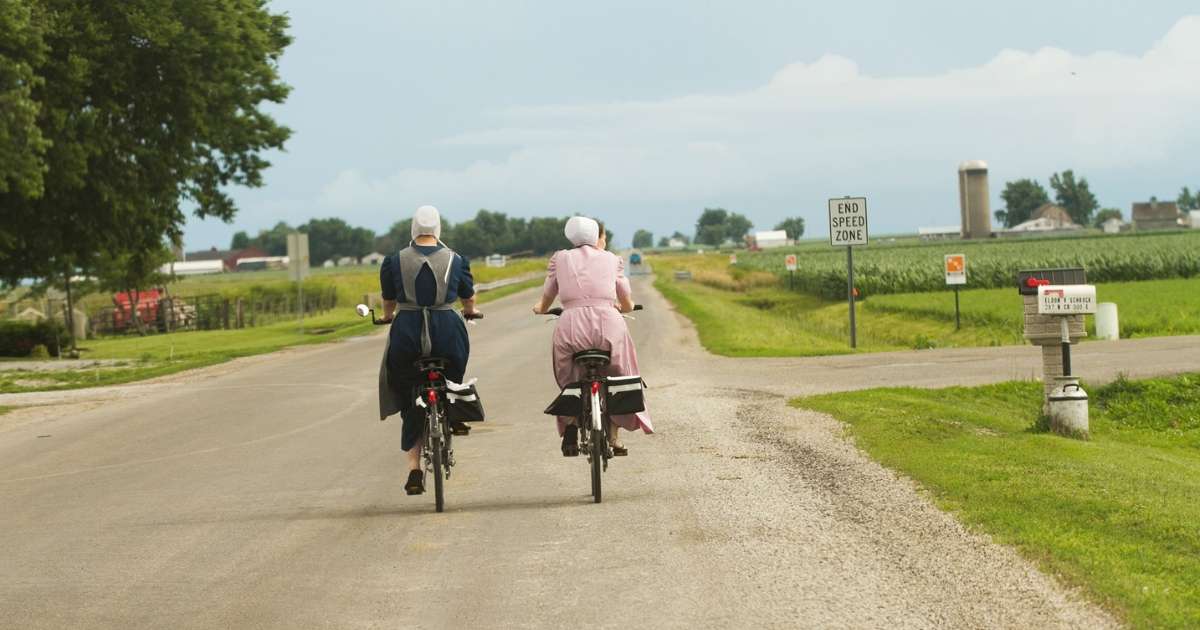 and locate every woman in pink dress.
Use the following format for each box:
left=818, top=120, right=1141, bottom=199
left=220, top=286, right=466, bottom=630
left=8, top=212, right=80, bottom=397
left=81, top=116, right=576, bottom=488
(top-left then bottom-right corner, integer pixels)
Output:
left=533, top=217, right=653, bottom=456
